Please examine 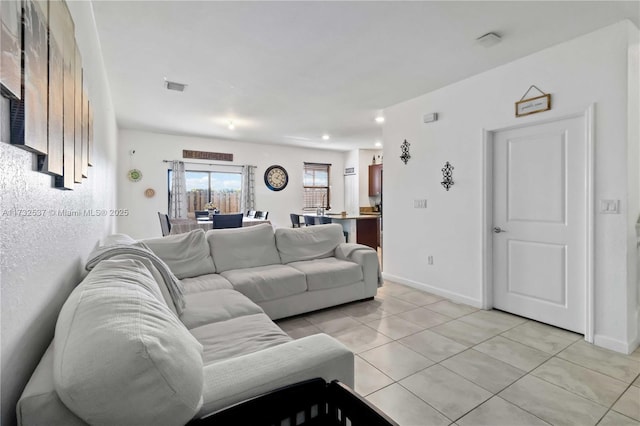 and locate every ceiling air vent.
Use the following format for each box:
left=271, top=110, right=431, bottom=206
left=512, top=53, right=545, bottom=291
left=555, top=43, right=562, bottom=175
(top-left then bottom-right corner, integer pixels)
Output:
left=475, top=32, right=502, bottom=48
left=165, top=80, right=187, bottom=92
